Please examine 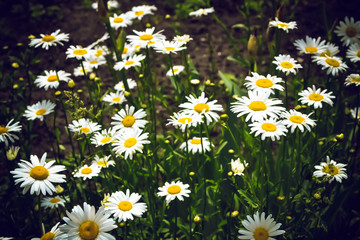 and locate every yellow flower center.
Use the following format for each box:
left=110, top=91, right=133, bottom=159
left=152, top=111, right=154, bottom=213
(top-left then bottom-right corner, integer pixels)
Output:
left=147, top=41, right=155, bottom=45
left=135, top=10, right=144, bottom=16
left=305, top=46, right=318, bottom=53
left=190, top=139, right=201, bottom=145
left=40, top=232, right=55, bottom=240
left=308, top=93, right=324, bottom=101
left=255, top=78, right=273, bottom=88
left=178, top=117, right=192, bottom=124
left=73, top=49, right=88, bottom=56
left=289, top=115, right=305, bottom=124
left=261, top=123, right=277, bottom=132
left=36, top=109, right=47, bottom=116
left=80, top=127, right=91, bottom=133
left=173, top=68, right=179, bottom=72
left=165, top=46, right=175, bottom=51
left=194, top=103, right=210, bottom=113
left=124, top=138, right=137, bottom=148
left=47, top=75, right=58, bottom=82
left=280, top=61, right=294, bottom=69
left=81, top=167, right=93, bottom=174
left=346, top=26, right=357, bottom=38
left=118, top=200, right=133, bottom=211
left=112, top=97, right=121, bottom=103
left=139, top=34, right=154, bottom=41
left=352, top=77, right=360, bottom=83
left=167, top=185, right=181, bottom=194
left=323, top=164, right=339, bottom=176
left=95, top=49, right=103, bottom=57
left=42, top=35, right=56, bottom=42
left=89, top=61, right=98, bottom=65
left=276, top=23, right=289, bottom=28
left=113, top=17, right=124, bottom=23
left=100, top=137, right=112, bottom=144
left=0, top=126, right=8, bottom=134
left=125, top=60, right=135, bottom=66
left=97, top=160, right=108, bottom=167
left=357, top=50, right=360, bottom=57
left=325, top=58, right=340, bottom=67
left=122, top=115, right=136, bottom=127
left=248, top=101, right=267, bottom=111
left=122, top=48, right=128, bottom=54
left=79, top=221, right=99, bottom=240
left=253, top=227, right=269, bottom=240
left=30, top=166, right=49, bottom=180
left=49, top=198, right=61, bottom=203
